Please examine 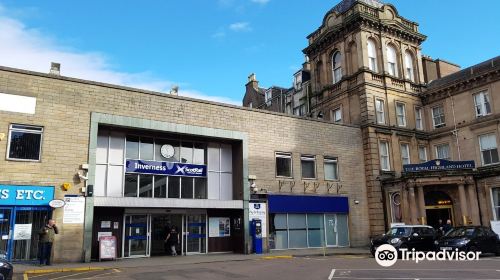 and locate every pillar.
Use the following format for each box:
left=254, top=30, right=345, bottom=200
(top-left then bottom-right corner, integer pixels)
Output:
left=417, top=186, right=427, bottom=225
left=458, top=184, right=469, bottom=225
left=467, top=184, right=481, bottom=225
left=408, top=186, right=418, bottom=224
